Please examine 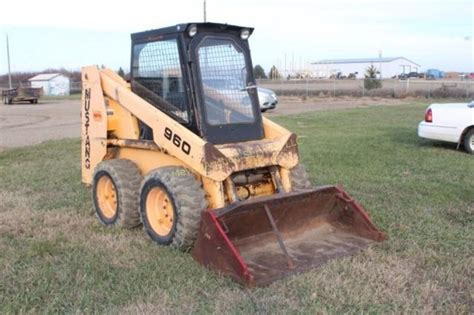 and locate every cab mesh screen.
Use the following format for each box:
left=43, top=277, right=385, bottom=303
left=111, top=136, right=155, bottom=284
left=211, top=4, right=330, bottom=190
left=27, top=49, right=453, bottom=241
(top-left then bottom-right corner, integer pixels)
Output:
left=197, top=38, right=255, bottom=125
left=131, top=39, right=189, bottom=123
